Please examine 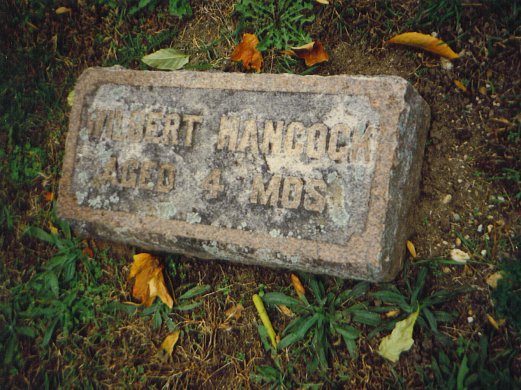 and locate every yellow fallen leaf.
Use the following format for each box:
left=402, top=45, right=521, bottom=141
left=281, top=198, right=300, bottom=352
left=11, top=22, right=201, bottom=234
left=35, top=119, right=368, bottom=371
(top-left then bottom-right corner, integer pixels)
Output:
left=479, top=86, right=487, bottom=95
left=231, top=33, right=263, bottom=72
left=277, top=304, right=295, bottom=317
left=388, top=32, right=459, bottom=60
left=130, top=253, right=173, bottom=308
left=486, top=314, right=501, bottom=330
left=316, top=0, right=329, bottom=4
left=253, top=294, right=277, bottom=348
left=286, top=41, right=329, bottom=66
left=225, top=303, right=244, bottom=320
left=55, top=6, right=71, bottom=14
left=291, top=274, right=306, bottom=299
left=485, top=272, right=503, bottom=288
left=49, top=222, right=58, bottom=235
left=158, top=330, right=180, bottom=361
left=385, top=309, right=401, bottom=319
left=378, top=308, right=420, bottom=363
left=454, top=79, right=467, bottom=92
left=406, top=240, right=417, bottom=258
